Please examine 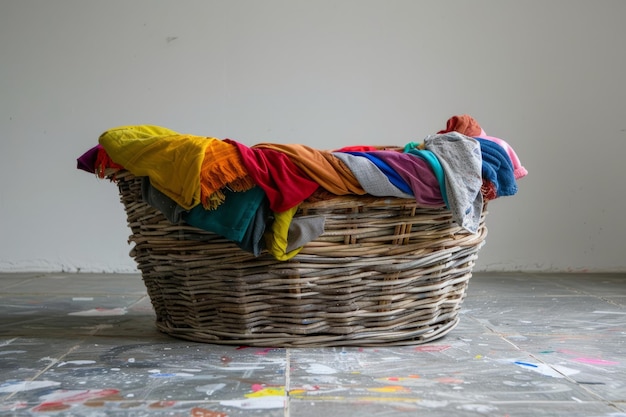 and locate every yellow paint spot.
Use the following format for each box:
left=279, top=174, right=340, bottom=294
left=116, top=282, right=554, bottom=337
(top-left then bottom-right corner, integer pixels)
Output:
left=367, top=385, right=411, bottom=393
left=376, top=376, right=420, bottom=384
left=475, top=354, right=483, bottom=359
left=245, top=387, right=285, bottom=398
left=289, top=389, right=306, bottom=395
